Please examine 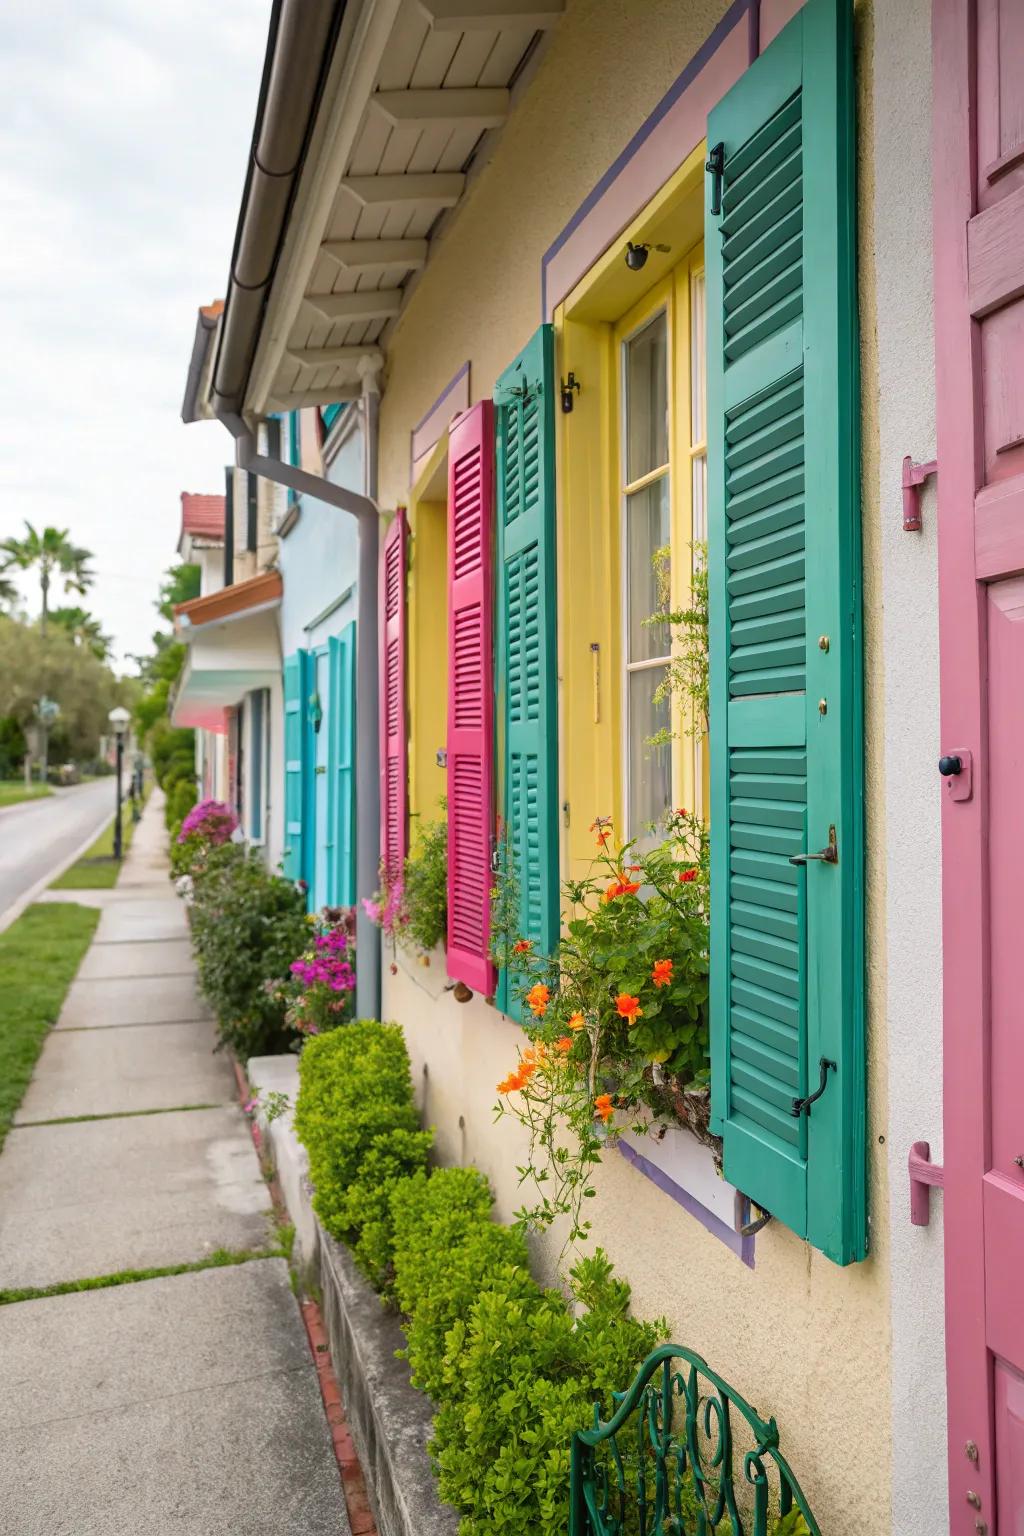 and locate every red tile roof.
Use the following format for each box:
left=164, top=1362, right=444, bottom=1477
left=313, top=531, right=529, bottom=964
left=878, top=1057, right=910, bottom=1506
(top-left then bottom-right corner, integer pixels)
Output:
left=180, top=492, right=225, bottom=543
